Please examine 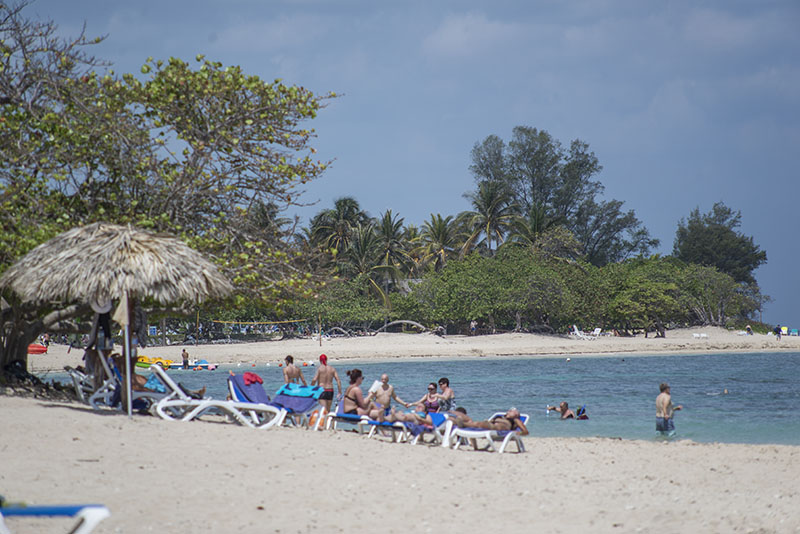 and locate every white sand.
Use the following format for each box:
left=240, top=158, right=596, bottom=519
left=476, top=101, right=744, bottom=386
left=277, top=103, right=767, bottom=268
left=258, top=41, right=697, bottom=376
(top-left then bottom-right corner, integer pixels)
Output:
left=4, top=327, right=800, bottom=533
left=1, top=396, right=798, bottom=533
